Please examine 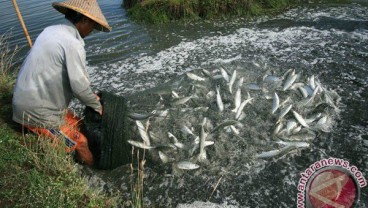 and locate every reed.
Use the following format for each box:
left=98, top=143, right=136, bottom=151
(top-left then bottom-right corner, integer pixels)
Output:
left=123, top=0, right=297, bottom=23
left=0, top=33, right=19, bottom=98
